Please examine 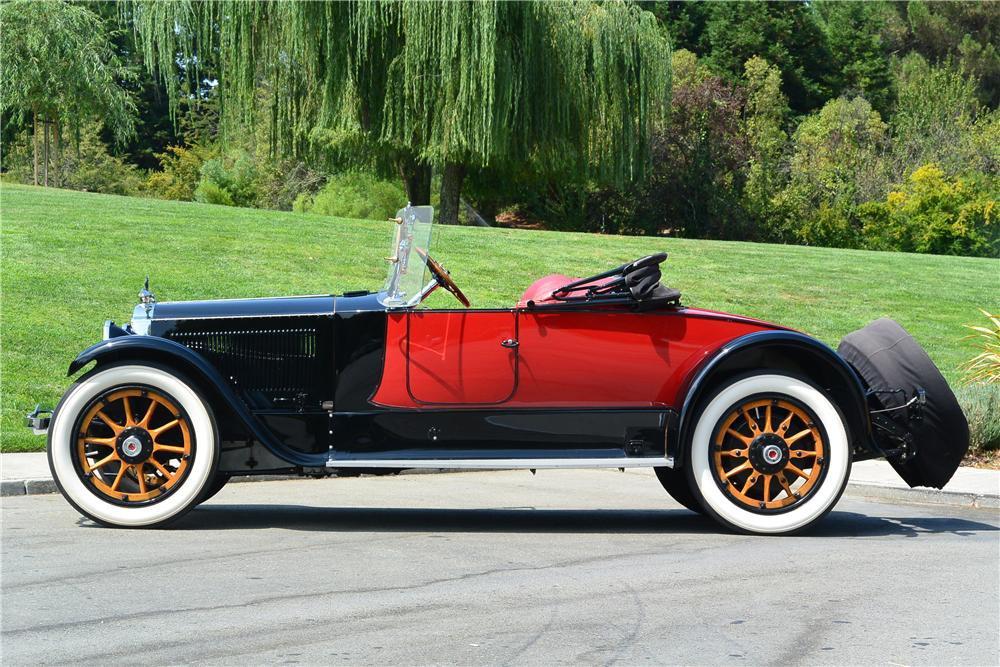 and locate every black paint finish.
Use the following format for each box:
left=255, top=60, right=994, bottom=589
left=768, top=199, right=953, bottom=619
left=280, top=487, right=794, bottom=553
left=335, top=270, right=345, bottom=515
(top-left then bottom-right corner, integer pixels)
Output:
left=151, top=295, right=335, bottom=321
left=333, top=410, right=668, bottom=458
